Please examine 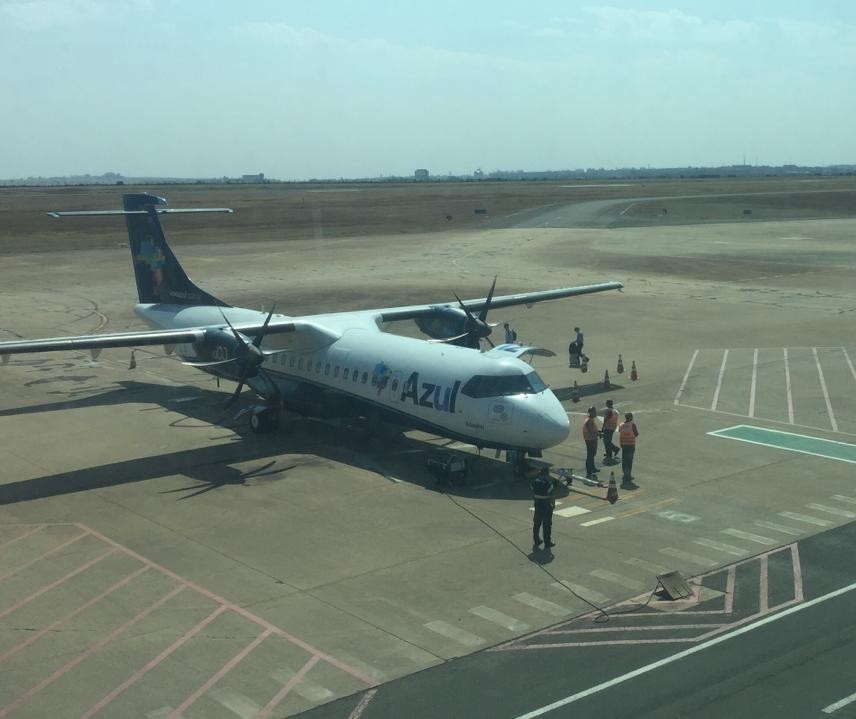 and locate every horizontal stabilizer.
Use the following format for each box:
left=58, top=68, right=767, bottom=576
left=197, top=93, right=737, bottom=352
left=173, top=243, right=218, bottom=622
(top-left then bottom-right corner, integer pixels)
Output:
left=47, top=208, right=233, bottom=218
